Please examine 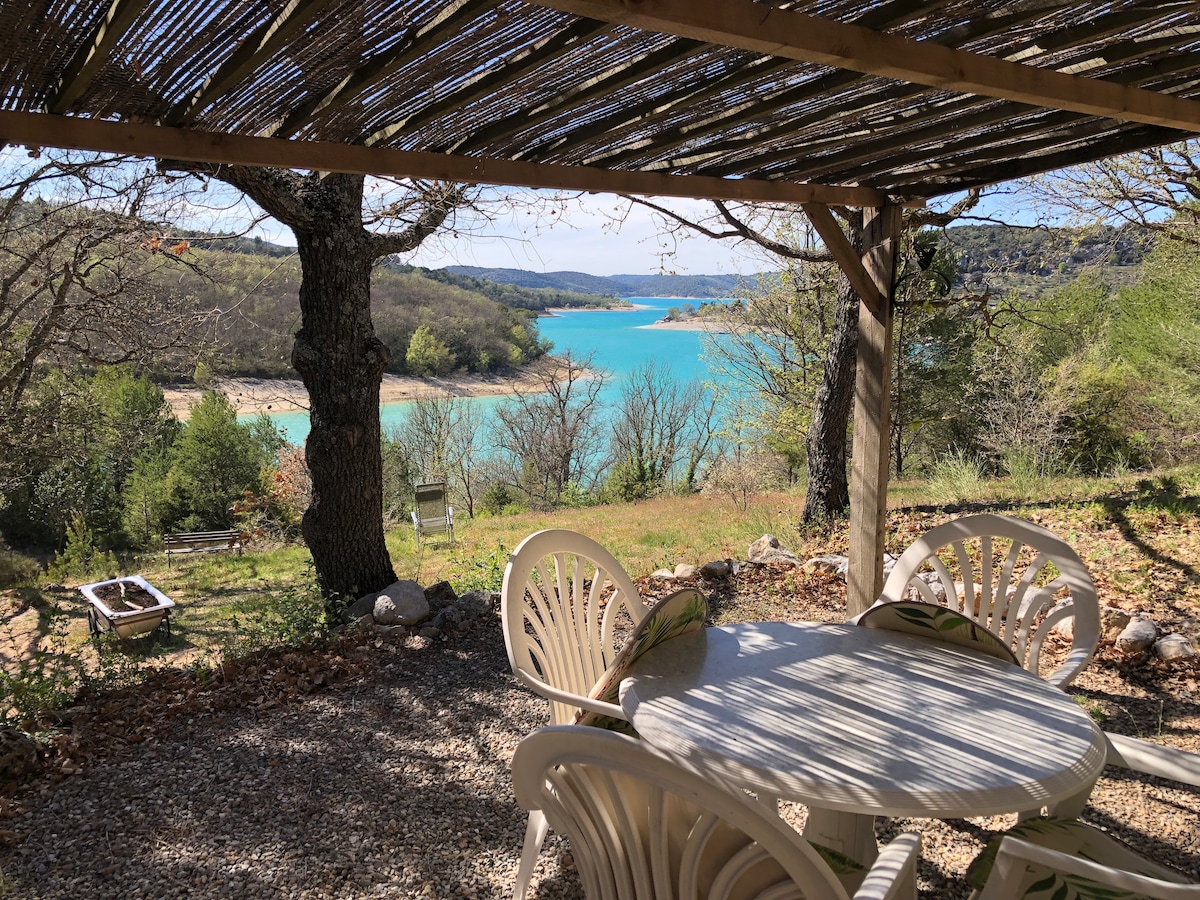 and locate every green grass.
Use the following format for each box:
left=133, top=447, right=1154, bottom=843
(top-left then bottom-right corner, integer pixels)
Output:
left=6, top=463, right=1200, bottom=709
